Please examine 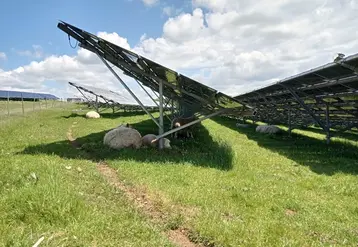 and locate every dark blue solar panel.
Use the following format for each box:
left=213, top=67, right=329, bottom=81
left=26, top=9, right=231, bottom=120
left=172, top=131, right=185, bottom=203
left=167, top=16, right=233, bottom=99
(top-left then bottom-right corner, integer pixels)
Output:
left=0, top=90, right=59, bottom=99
